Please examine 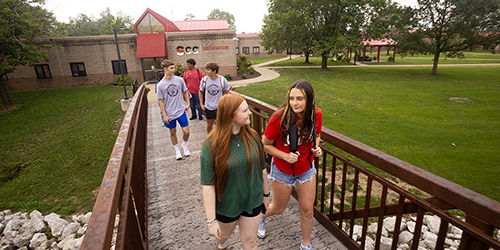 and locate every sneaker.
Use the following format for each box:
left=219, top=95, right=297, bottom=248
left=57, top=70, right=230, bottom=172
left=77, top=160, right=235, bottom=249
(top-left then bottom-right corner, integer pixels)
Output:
left=300, top=241, right=314, bottom=250
left=189, top=116, right=197, bottom=120
left=199, top=116, right=203, bottom=120
left=175, top=147, right=182, bottom=160
left=182, top=143, right=190, bottom=157
left=215, top=242, right=227, bottom=250
left=257, top=219, right=266, bottom=238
